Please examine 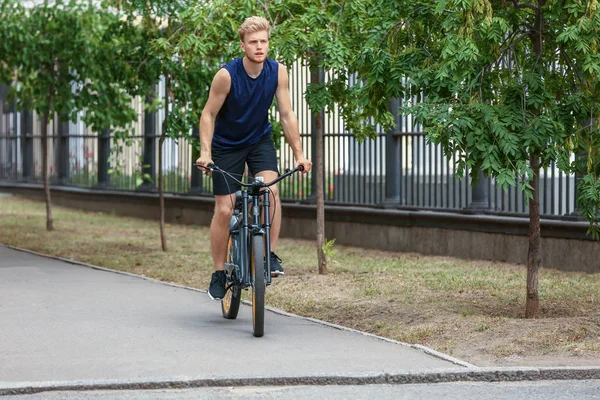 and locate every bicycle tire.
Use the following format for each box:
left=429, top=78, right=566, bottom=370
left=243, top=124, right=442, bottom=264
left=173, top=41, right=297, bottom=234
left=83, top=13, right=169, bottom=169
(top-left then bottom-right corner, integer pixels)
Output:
left=251, top=234, right=266, bottom=337
left=221, top=235, right=241, bottom=319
